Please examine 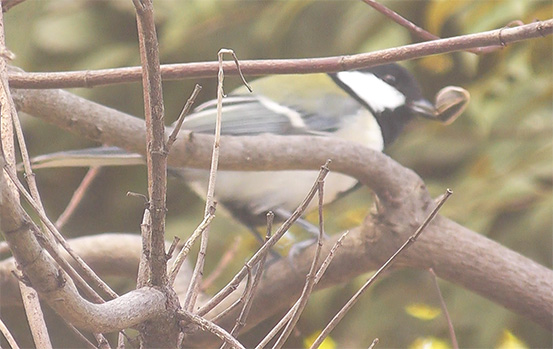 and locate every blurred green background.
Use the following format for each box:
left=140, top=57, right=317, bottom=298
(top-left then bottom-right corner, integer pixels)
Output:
left=2, top=0, right=552, bottom=348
